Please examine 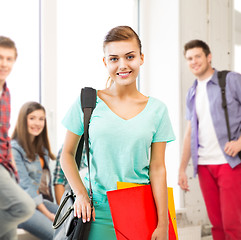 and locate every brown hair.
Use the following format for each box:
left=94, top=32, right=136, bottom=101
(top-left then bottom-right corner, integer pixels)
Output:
left=0, top=36, right=18, bottom=59
left=103, top=26, right=142, bottom=87
left=184, top=39, right=211, bottom=57
left=11, top=102, right=55, bottom=160
left=103, top=26, right=142, bottom=54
